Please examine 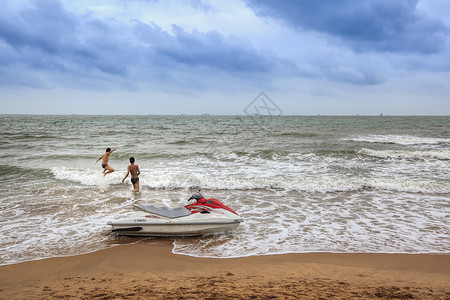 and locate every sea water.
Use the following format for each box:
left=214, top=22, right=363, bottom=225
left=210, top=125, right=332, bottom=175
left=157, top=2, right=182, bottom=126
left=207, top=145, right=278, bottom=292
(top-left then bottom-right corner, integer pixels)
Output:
left=0, top=115, right=449, bottom=265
